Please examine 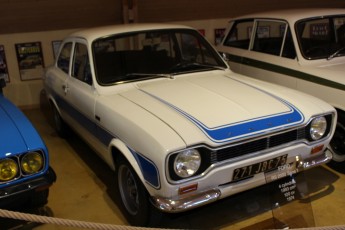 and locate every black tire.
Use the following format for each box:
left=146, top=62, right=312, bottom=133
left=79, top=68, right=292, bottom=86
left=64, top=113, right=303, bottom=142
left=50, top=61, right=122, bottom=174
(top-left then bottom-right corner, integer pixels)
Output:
left=30, top=189, right=49, bottom=207
left=51, top=103, right=68, bottom=137
left=329, top=110, right=345, bottom=162
left=116, top=158, right=160, bottom=226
